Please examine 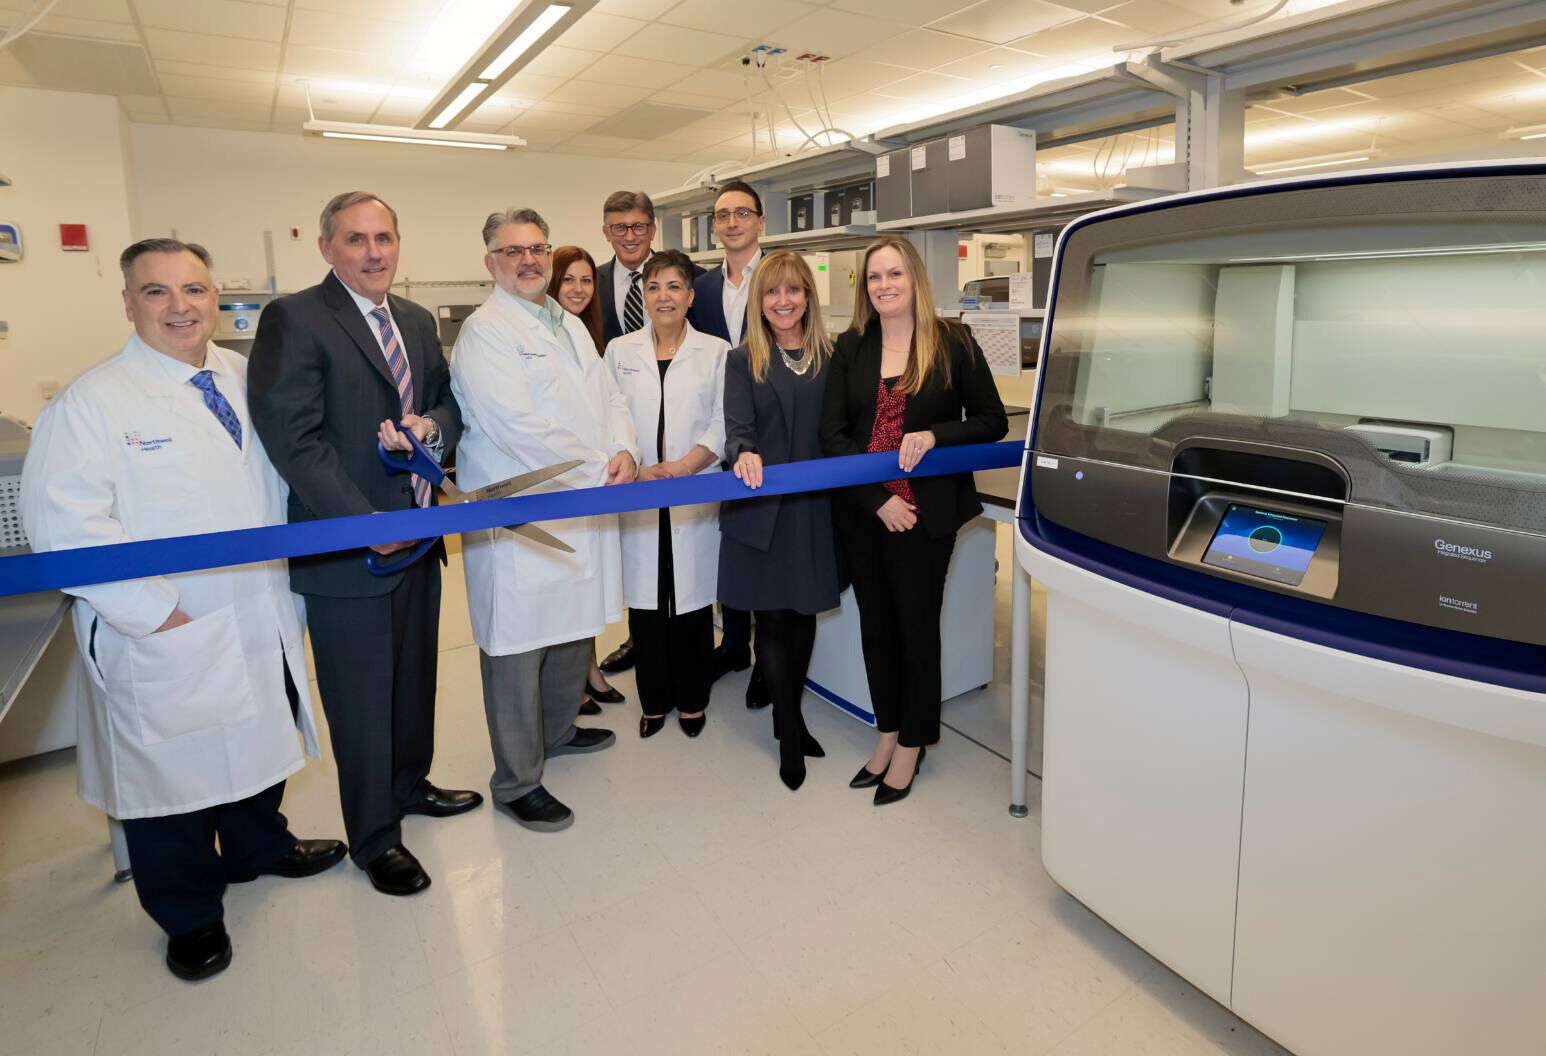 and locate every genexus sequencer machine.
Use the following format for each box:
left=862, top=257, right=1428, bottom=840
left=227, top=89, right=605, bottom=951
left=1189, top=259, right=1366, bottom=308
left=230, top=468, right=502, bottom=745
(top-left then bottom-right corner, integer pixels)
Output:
left=1015, top=162, right=1546, bottom=1056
